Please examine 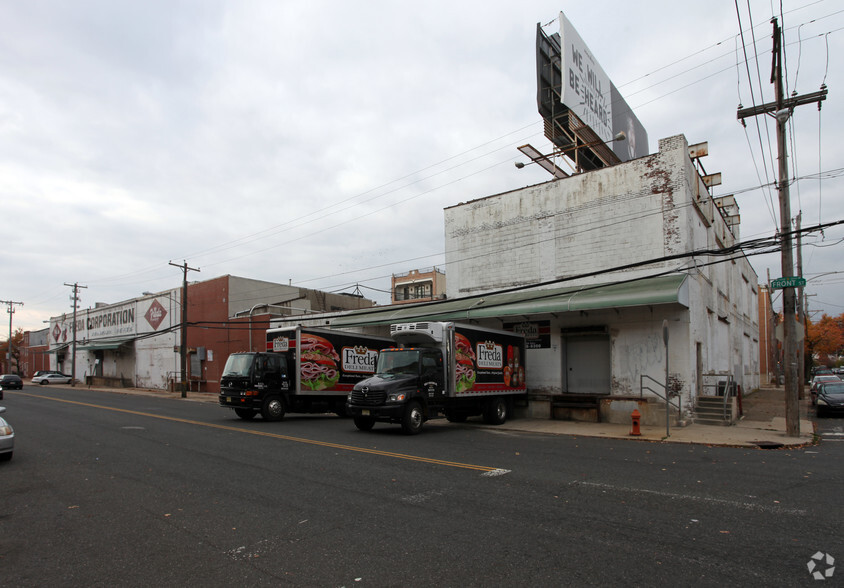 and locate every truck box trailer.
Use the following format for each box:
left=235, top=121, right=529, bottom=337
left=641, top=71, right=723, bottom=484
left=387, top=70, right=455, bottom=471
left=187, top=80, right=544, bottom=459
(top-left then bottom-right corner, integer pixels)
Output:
left=347, top=322, right=527, bottom=434
left=219, top=326, right=392, bottom=421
